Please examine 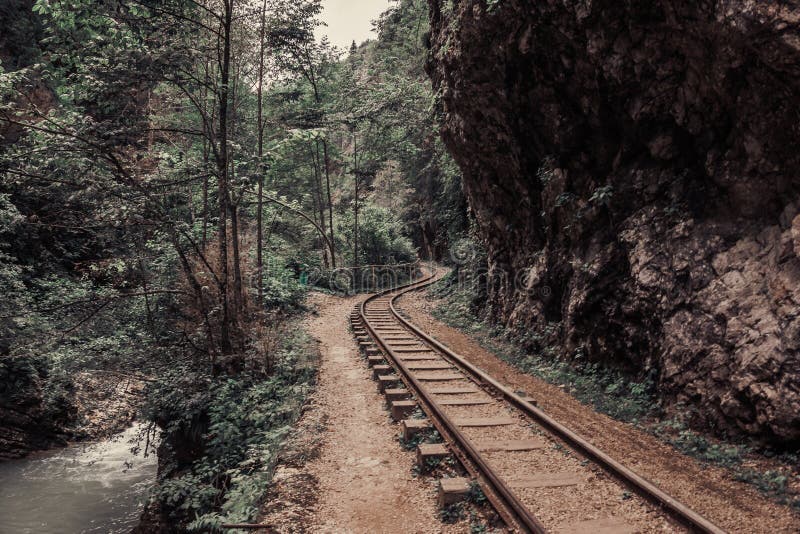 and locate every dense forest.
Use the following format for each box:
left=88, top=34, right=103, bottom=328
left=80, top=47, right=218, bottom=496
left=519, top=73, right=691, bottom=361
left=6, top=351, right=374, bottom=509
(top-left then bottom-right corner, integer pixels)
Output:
left=2, top=0, right=799, bottom=532
left=0, top=0, right=464, bottom=528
